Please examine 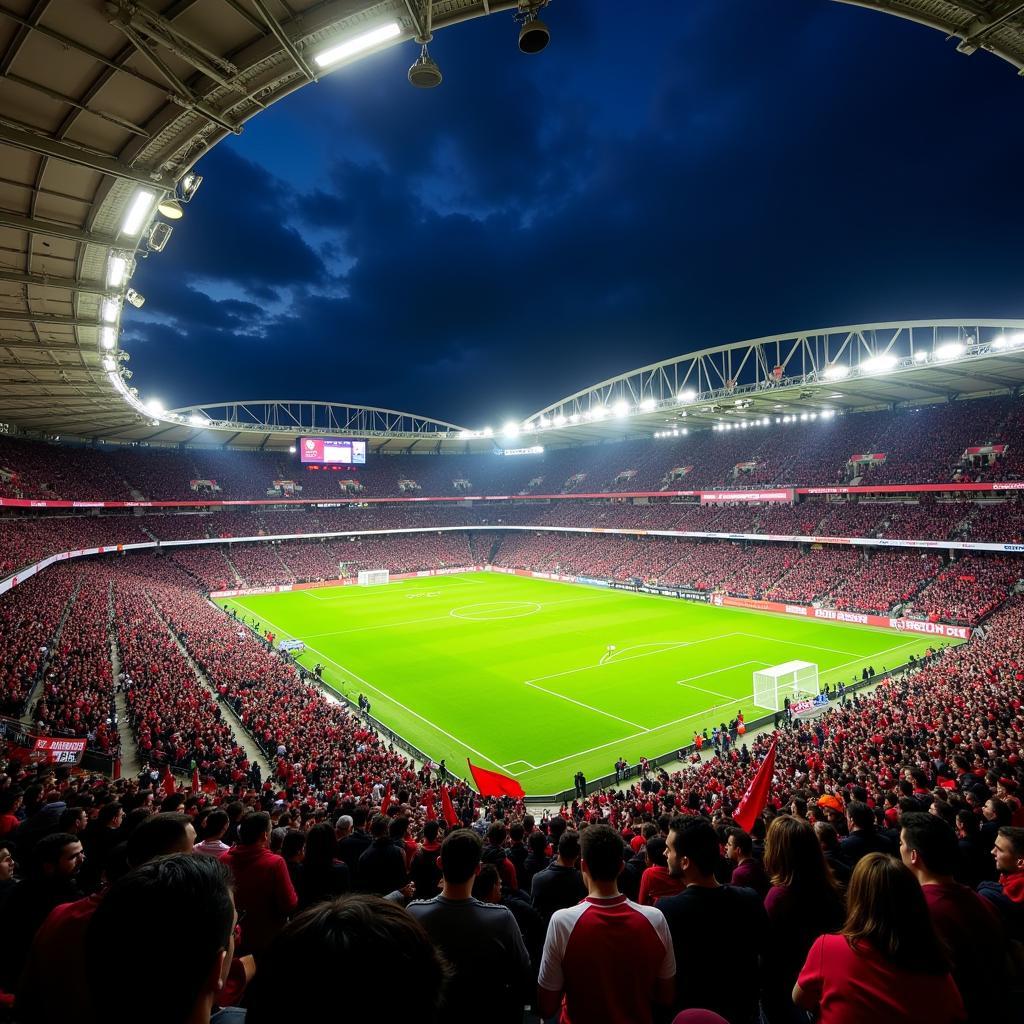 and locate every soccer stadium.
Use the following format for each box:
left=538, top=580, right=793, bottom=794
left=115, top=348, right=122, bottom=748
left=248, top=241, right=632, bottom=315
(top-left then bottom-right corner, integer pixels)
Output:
left=0, top=2, right=1023, bottom=1023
